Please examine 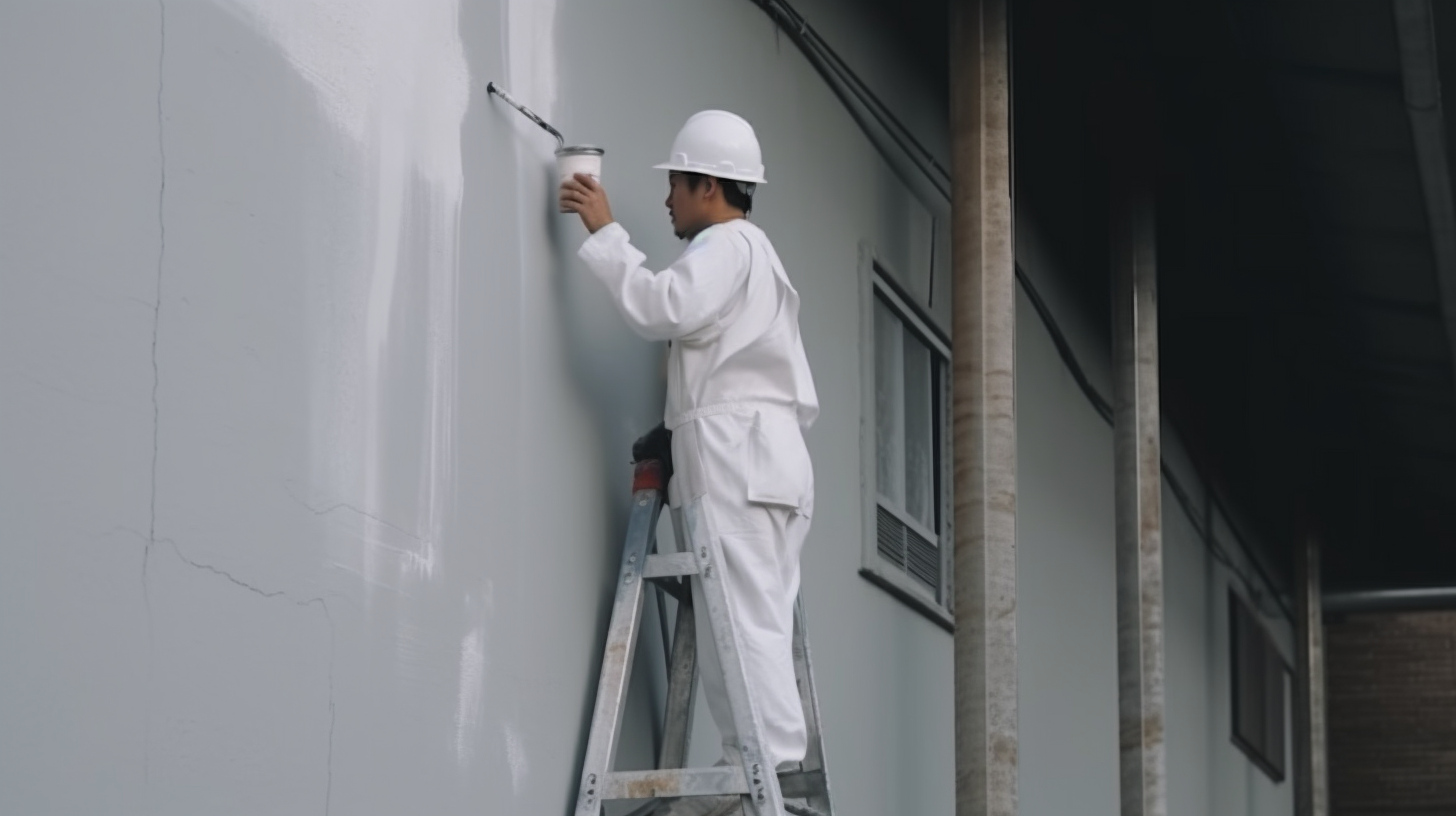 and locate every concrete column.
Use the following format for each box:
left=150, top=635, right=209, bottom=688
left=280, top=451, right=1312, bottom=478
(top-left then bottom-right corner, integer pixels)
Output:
left=1113, top=180, right=1166, bottom=816
left=1295, top=533, right=1329, bottom=816
left=949, top=1, right=1017, bottom=815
